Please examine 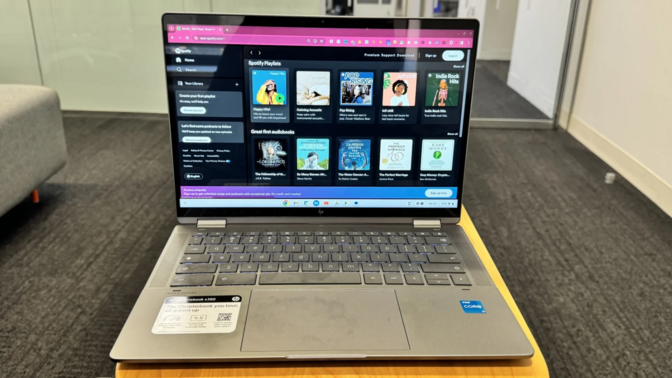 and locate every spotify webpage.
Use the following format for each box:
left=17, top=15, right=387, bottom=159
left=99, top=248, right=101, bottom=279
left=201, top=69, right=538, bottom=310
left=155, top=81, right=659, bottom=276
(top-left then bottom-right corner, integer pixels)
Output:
left=165, top=25, right=474, bottom=209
